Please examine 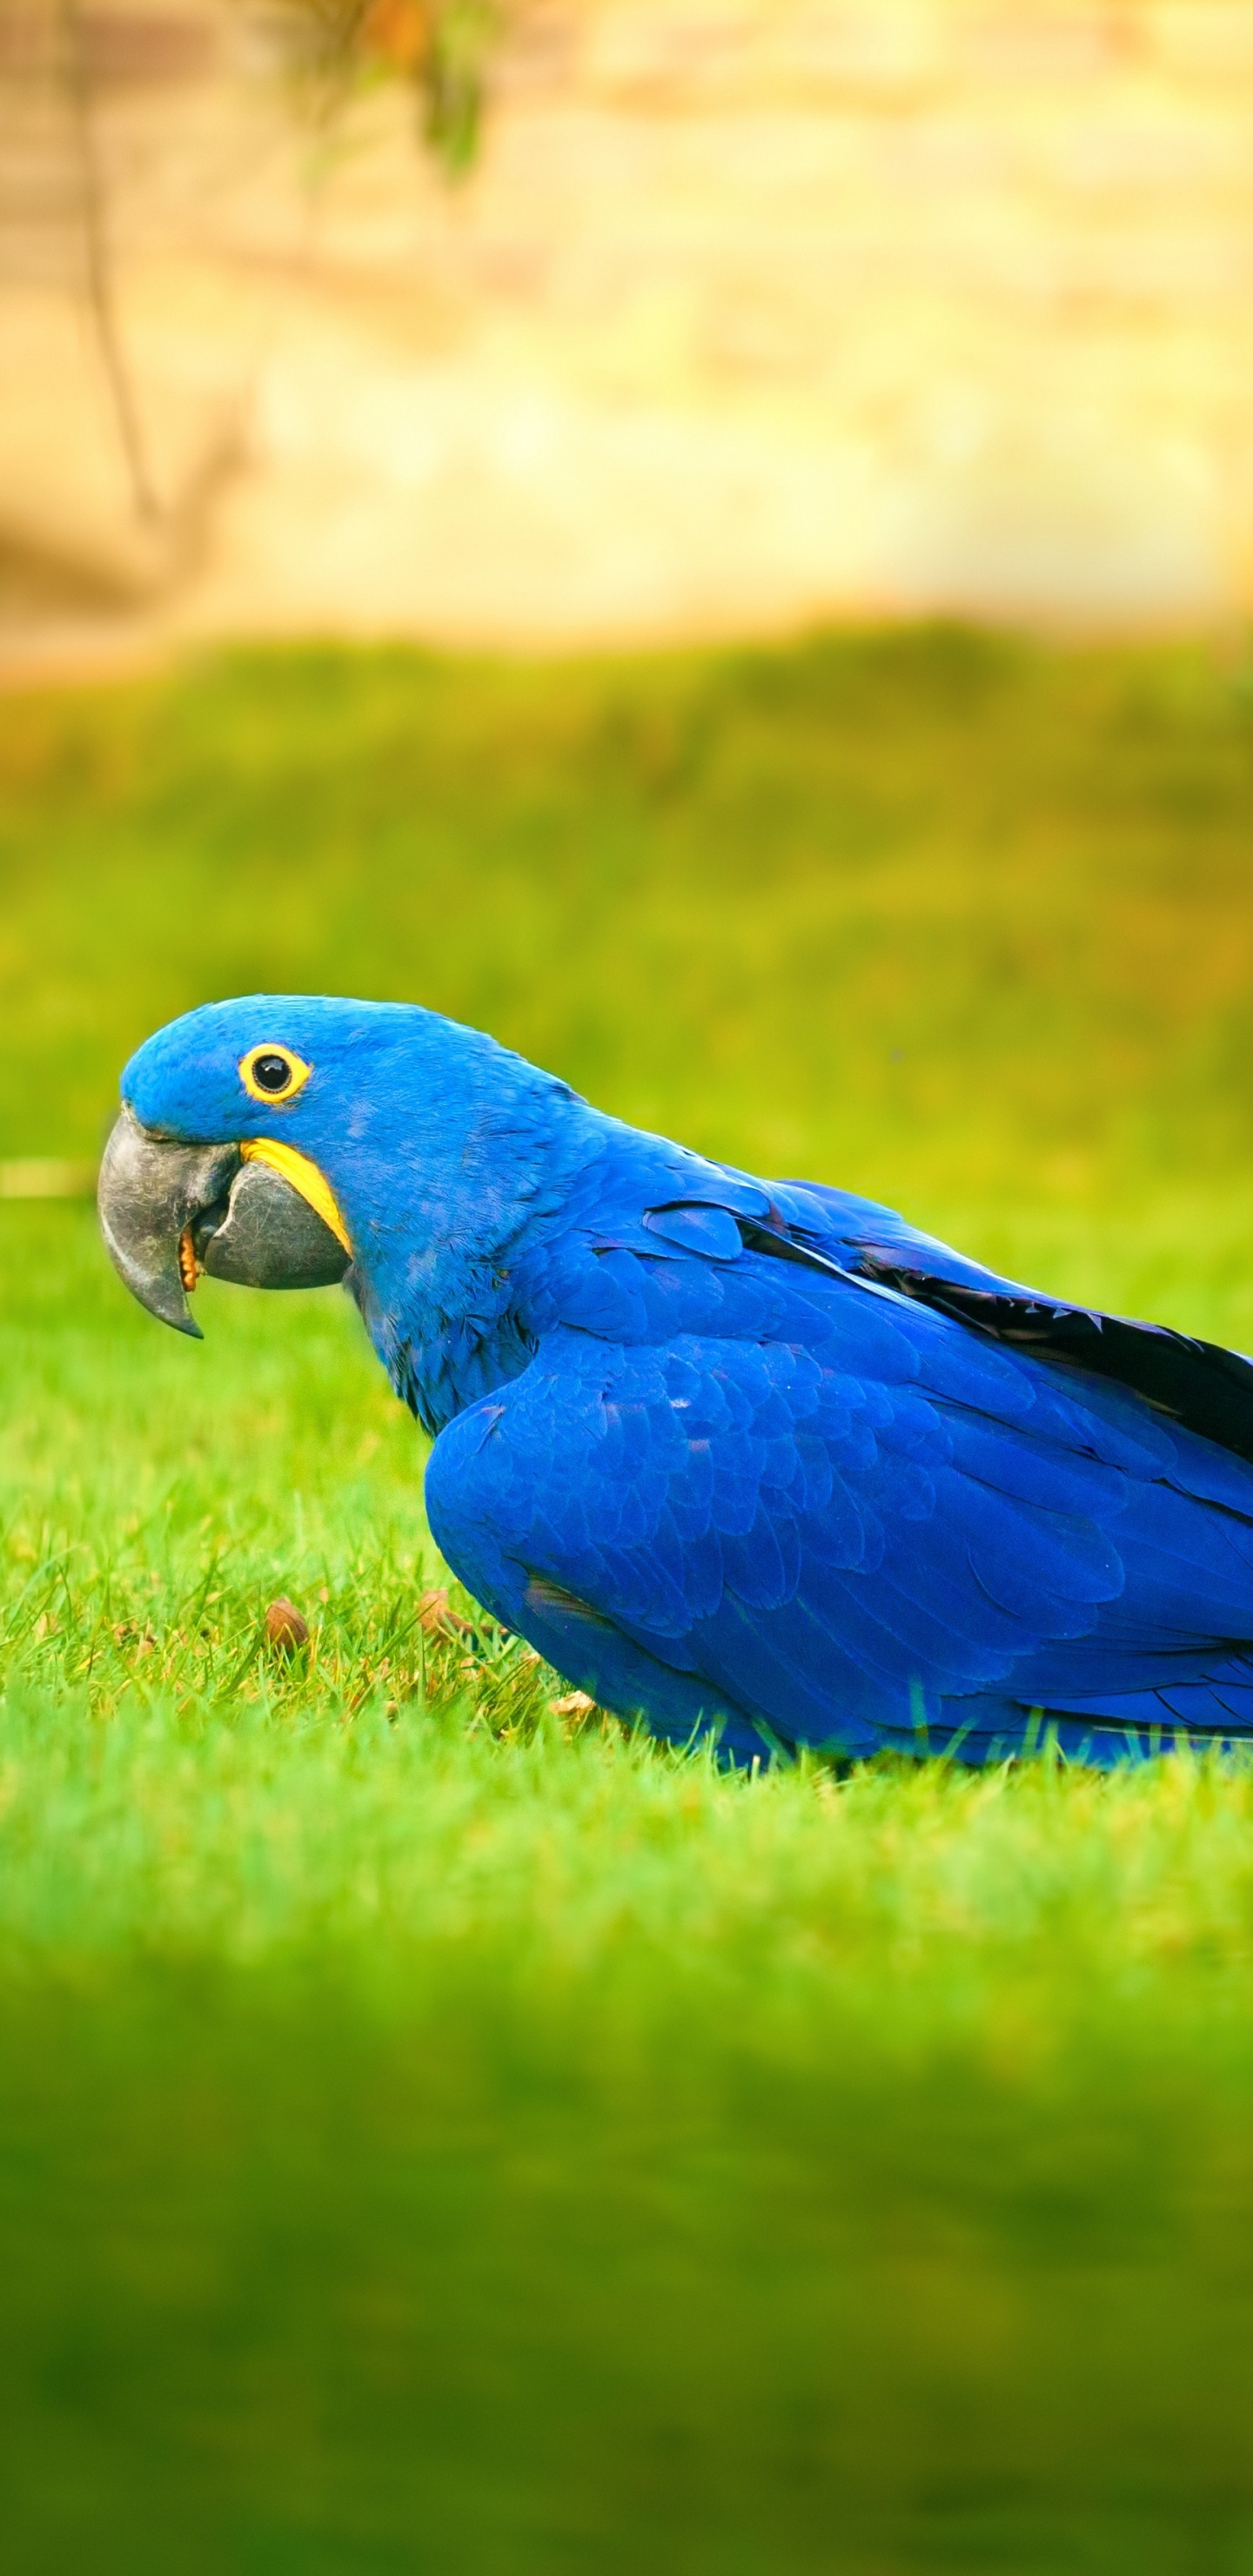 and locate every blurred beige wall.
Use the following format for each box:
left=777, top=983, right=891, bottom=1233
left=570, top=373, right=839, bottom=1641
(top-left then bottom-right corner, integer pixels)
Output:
left=3, top=0, right=1253, bottom=654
